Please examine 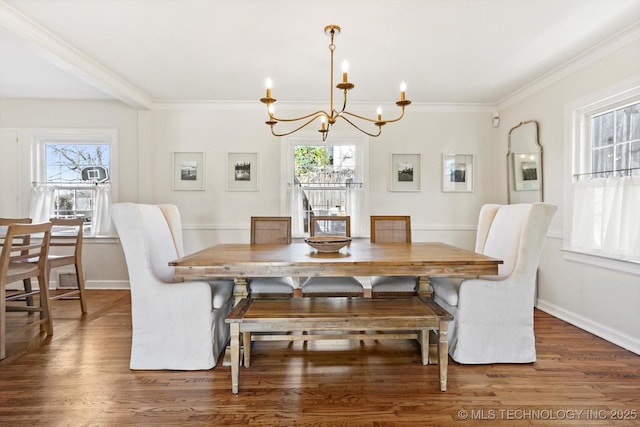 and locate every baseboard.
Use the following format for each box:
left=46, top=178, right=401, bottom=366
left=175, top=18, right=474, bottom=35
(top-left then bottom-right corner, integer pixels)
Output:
left=85, top=280, right=130, bottom=290
left=536, top=299, right=640, bottom=355
left=46, top=279, right=130, bottom=290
